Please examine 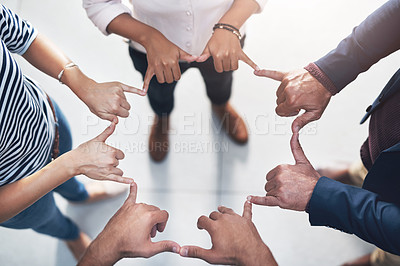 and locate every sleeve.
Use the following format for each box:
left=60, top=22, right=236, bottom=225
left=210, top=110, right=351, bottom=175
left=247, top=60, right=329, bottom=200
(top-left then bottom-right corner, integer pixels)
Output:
left=310, top=0, right=400, bottom=94
left=307, top=177, right=400, bottom=255
left=0, top=5, right=38, bottom=55
left=254, top=0, right=268, bottom=13
left=82, top=0, right=132, bottom=35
